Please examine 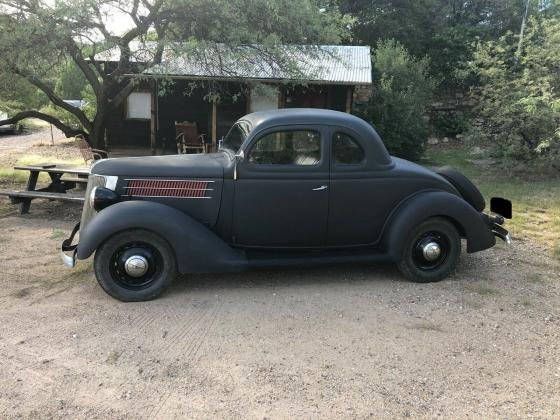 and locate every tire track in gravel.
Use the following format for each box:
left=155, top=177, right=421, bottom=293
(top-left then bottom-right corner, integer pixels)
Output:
left=140, top=305, right=216, bottom=417
left=81, top=300, right=217, bottom=418
left=147, top=304, right=221, bottom=420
